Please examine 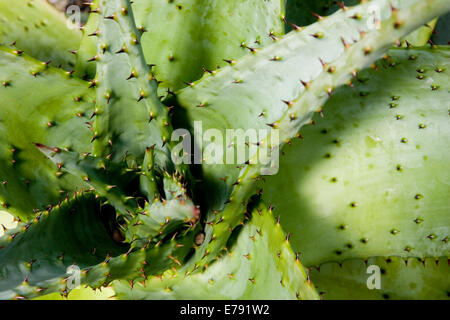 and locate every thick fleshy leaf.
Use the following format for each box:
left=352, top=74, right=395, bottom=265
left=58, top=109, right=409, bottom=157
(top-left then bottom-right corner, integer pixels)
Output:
left=310, top=256, right=449, bottom=300
left=173, top=0, right=450, bottom=267
left=0, top=190, right=199, bottom=300
left=0, top=47, right=94, bottom=221
left=91, top=0, right=173, bottom=167
left=262, top=47, right=450, bottom=266
left=402, top=19, right=437, bottom=46
left=34, top=286, right=115, bottom=300
left=113, top=203, right=319, bottom=300
left=74, top=0, right=285, bottom=93
left=0, top=192, right=126, bottom=300
left=0, top=0, right=81, bottom=69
